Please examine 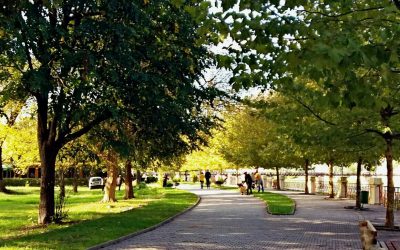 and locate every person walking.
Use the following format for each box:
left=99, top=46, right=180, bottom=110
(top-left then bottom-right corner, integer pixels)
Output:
left=244, top=172, right=253, bottom=195
left=205, top=170, right=211, bottom=189
left=254, top=169, right=264, bottom=192
left=199, top=171, right=205, bottom=189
